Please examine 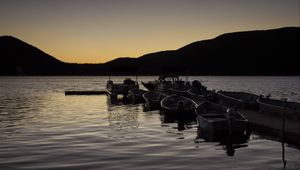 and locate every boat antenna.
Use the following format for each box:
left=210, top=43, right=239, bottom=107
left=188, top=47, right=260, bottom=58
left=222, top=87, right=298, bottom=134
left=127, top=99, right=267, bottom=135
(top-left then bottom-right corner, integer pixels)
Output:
left=185, top=70, right=188, bottom=83
left=226, top=108, right=234, bottom=156
left=135, top=74, right=138, bottom=83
